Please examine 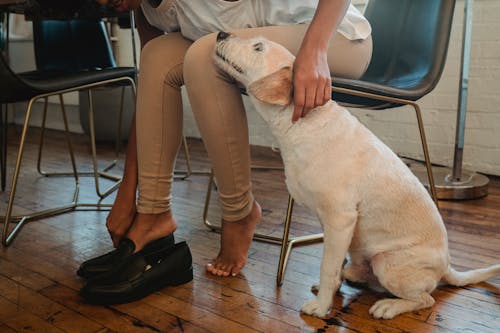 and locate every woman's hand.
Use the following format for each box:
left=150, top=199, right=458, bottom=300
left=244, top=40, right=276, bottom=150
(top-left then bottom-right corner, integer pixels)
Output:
left=292, top=45, right=332, bottom=123
left=96, top=0, right=142, bottom=11
left=291, top=0, right=350, bottom=123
